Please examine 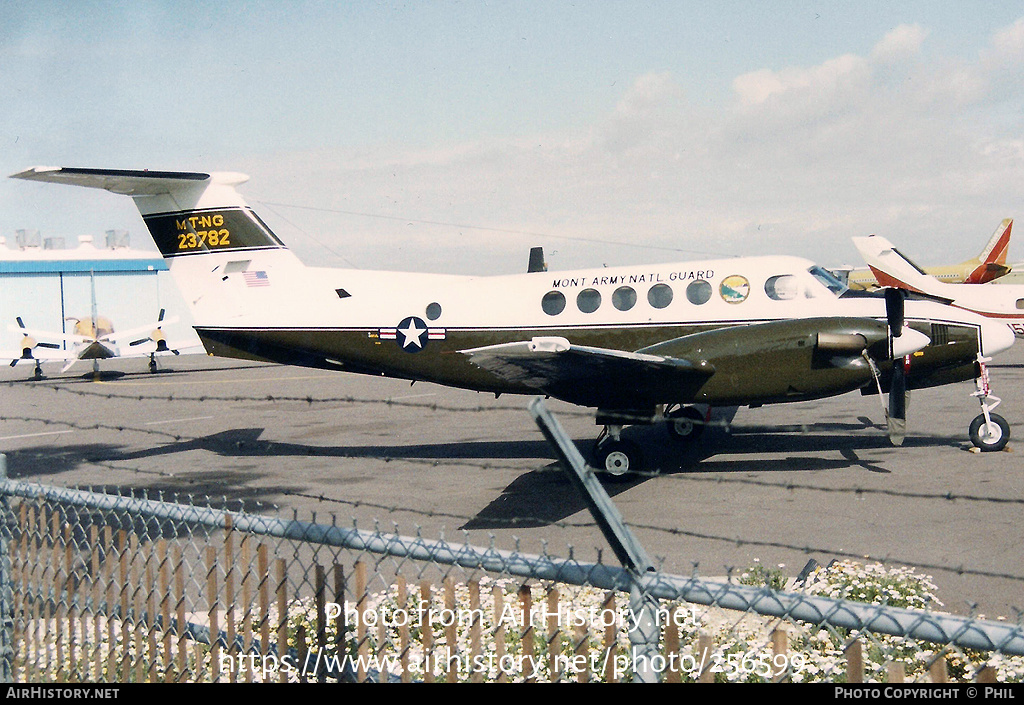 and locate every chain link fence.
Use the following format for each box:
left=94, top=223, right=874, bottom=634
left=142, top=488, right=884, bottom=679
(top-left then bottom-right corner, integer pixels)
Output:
left=0, top=400, right=1022, bottom=684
